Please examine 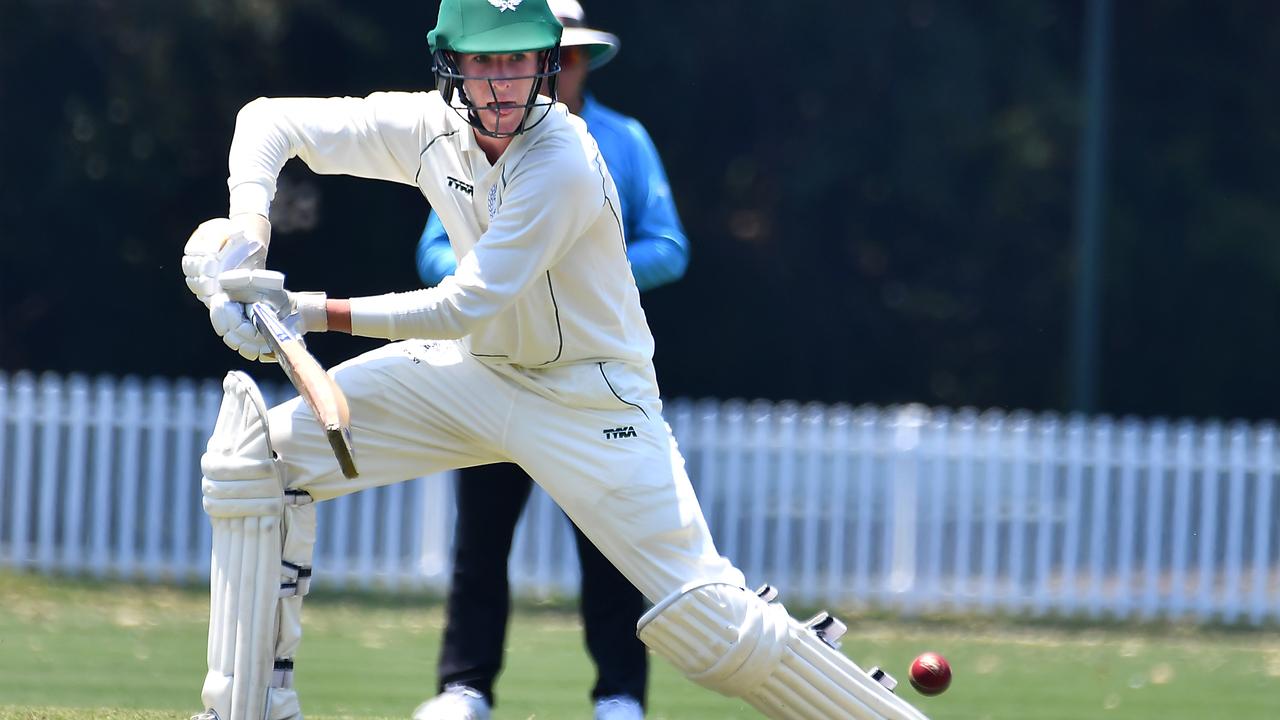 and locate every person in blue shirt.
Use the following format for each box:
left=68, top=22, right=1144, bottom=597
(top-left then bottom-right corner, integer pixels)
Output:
left=412, top=3, right=688, bottom=720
